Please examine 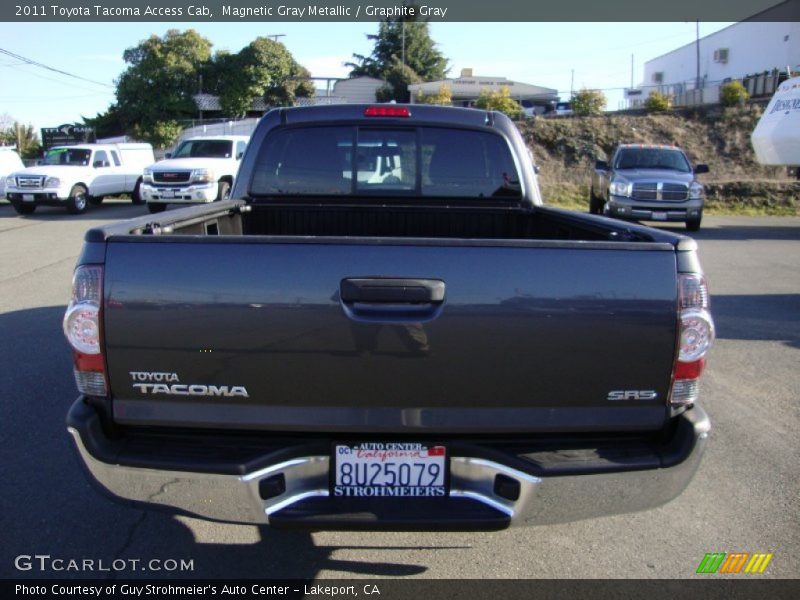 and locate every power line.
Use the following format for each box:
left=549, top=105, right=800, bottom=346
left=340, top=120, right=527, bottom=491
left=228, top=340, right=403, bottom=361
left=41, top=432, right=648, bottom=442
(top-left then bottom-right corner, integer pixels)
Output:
left=0, top=47, right=114, bottom=89
left=5, top=64, right=115, bottom=94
